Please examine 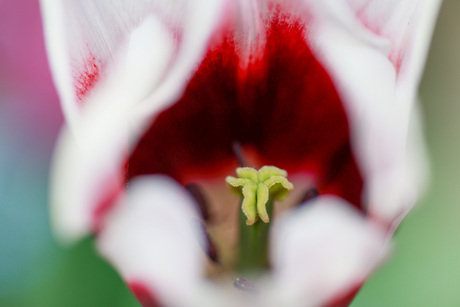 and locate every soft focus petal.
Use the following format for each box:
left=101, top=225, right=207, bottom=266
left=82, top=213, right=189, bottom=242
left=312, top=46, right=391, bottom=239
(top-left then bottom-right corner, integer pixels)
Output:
left=282, top=0, right=440, bottom=224
left=97, top=176, right=204, bottom=306
left=367, top=104, right=430, bottom=234
left=268, top=196, right=390, bottom=307
left=44, top=0, right=229, bottom=241
left=342, top=0, right=438, bottom=225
